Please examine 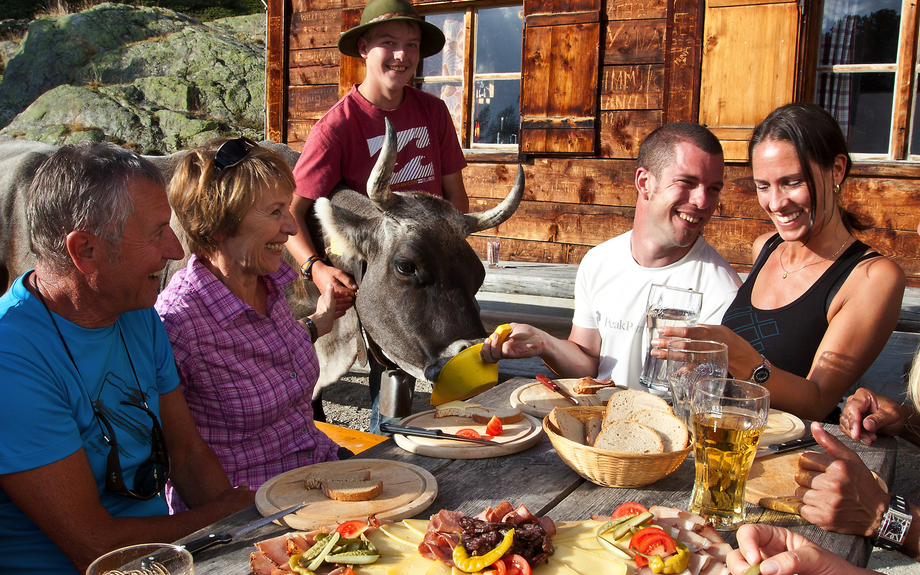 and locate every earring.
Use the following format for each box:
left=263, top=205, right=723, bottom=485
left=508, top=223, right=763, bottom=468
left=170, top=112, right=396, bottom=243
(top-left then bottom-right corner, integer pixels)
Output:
left=833, top=184, right=841, bottom=194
